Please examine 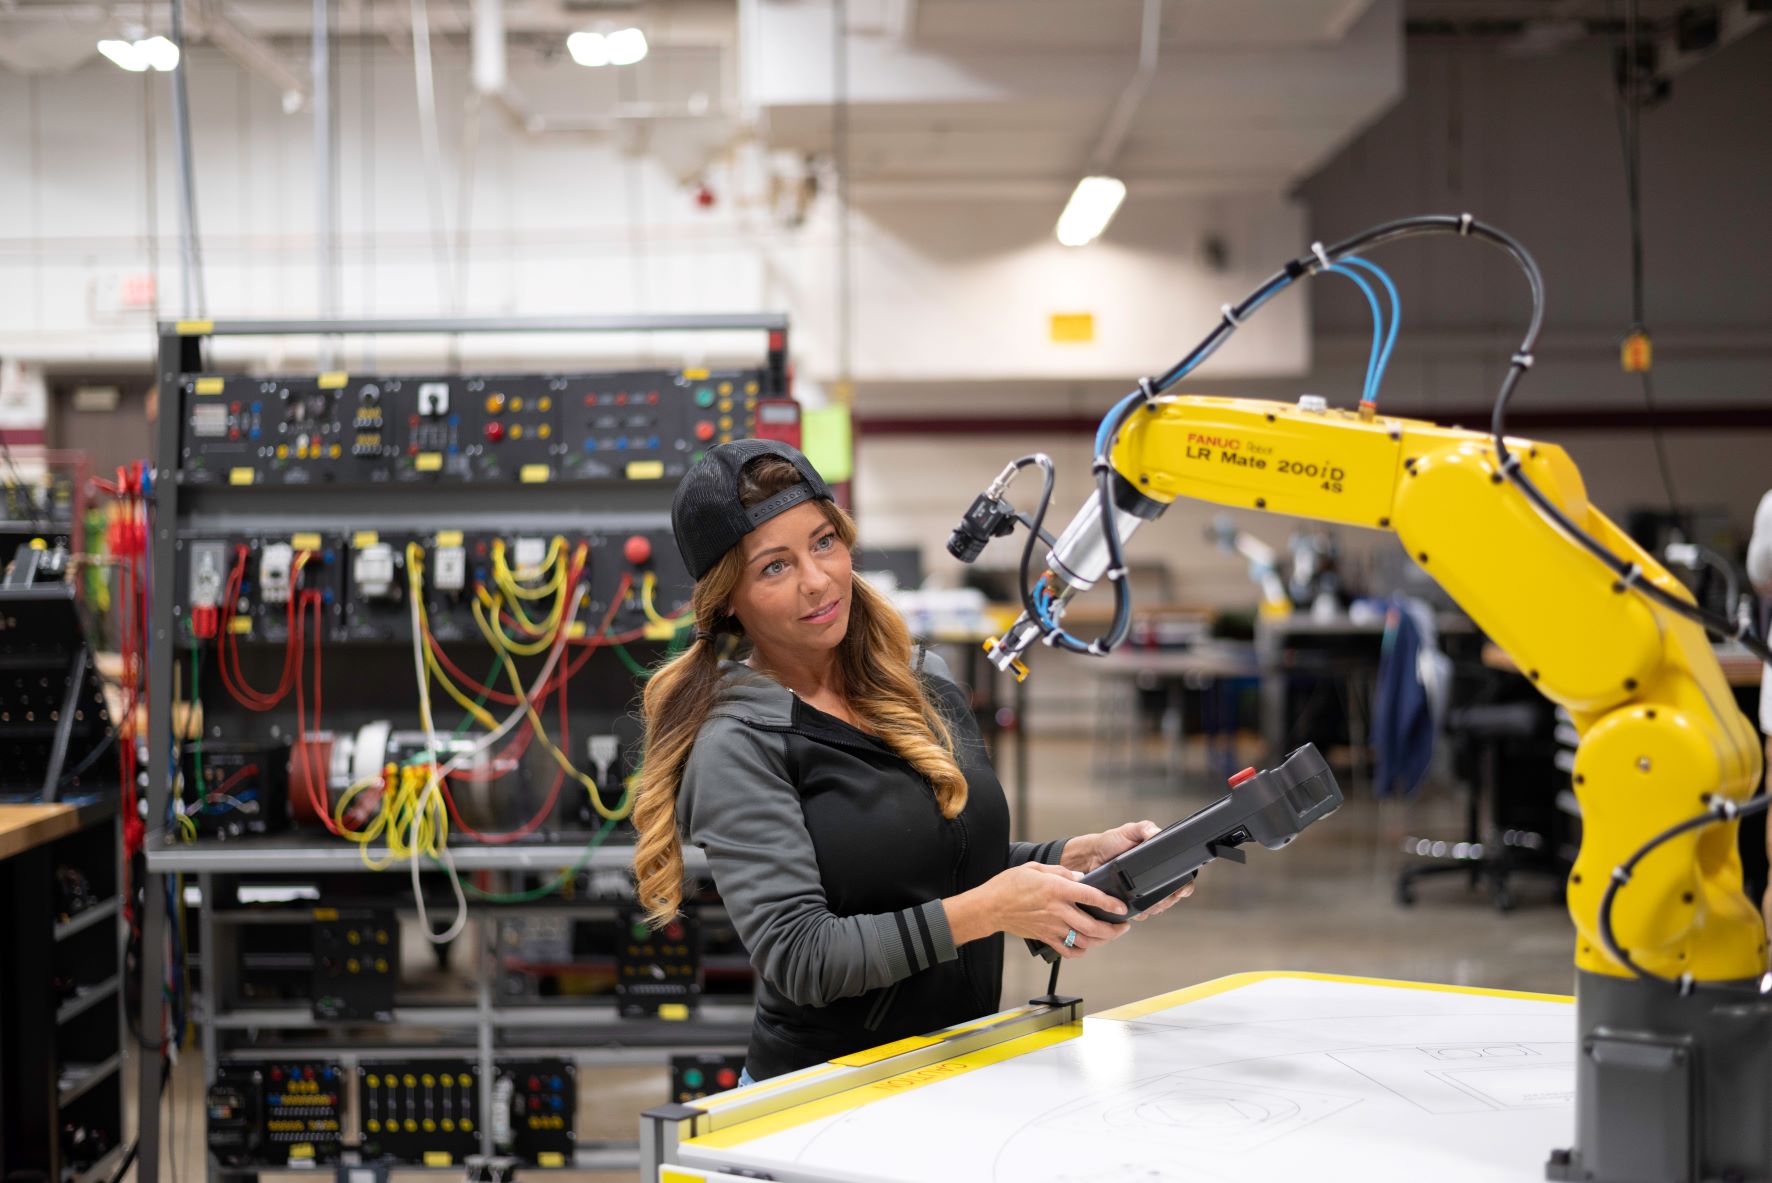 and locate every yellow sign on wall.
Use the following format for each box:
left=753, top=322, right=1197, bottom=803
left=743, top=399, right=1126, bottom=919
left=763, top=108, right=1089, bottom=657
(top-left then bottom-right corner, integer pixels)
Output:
left=1049, top=312, right=1096, bottom=344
